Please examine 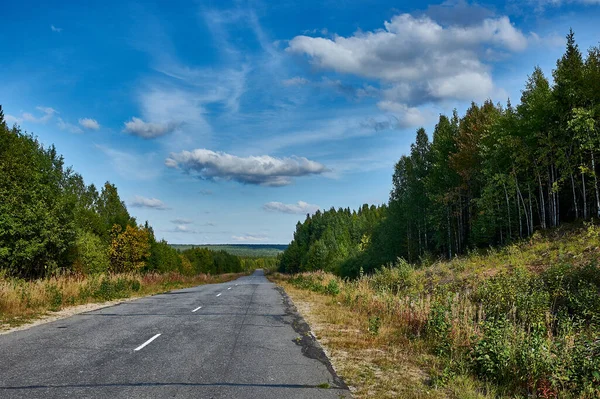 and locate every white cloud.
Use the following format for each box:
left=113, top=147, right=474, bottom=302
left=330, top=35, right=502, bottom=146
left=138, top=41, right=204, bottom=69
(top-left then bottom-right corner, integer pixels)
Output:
left=232, top=234, right=268, bottom=242
left=287, top=13, right=527, bottom=105
left=21, top=106, right=57, bottom=123
left=165, top=149, right=328, bottom=186
left=5, top=114, right=21, bottom=124
left=171, top=218, right=193, bottom=224
left=530, top=0, right=600, bottom=7
left=174, top=225, right=195, bottom=233
left=129, top=195, right=169, bottom=210
left=375, top=102, right=427, bottom=127
left=263, top=201, right=320, bottom=214
left=57, top=118, right=83, bottom=134
left=95, top=144, right=161, bottom=181
left=79, top=118, right=100, bottom=130
left=50, top=25, right=62, bottom=32
left=123, top=117, right=179, bottom=139
left=282, top=77, right=309, bottom=86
